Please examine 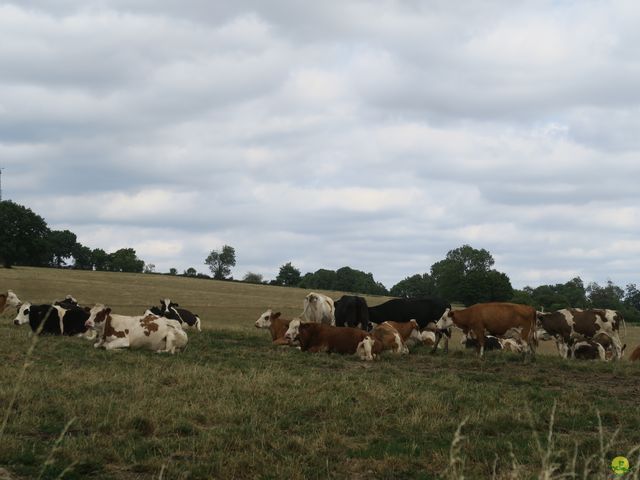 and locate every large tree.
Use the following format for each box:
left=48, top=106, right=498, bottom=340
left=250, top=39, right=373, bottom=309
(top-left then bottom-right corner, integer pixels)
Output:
left=390, top=273, right=435, bottom=298
left=48, top=229, right=77, bottom=267
left=107, top=248, right=145, bottom=273
left=0, top=200, right=51, bottom=268
left=275, top=262, right=301, bottom=286
left=431, top=245, right=513, bottom=305
left=205, top=245, right=236, bottom=280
